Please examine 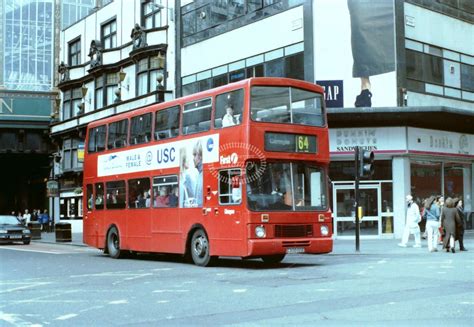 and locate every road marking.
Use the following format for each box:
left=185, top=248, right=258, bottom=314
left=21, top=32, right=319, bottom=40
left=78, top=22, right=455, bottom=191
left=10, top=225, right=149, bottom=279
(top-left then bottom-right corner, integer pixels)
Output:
left=233, top=289, right=247, bottom=293
left=55, top=313, right=78, bottom=320
left=0, top=282, right=51, bottom=294
left=153, top=289, right=190, bottom=293
left=109, top=300, right=128, bottom=305
left=0, top=246, right=63, bottom=254
left=157, top=300, right=170, bottom=304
